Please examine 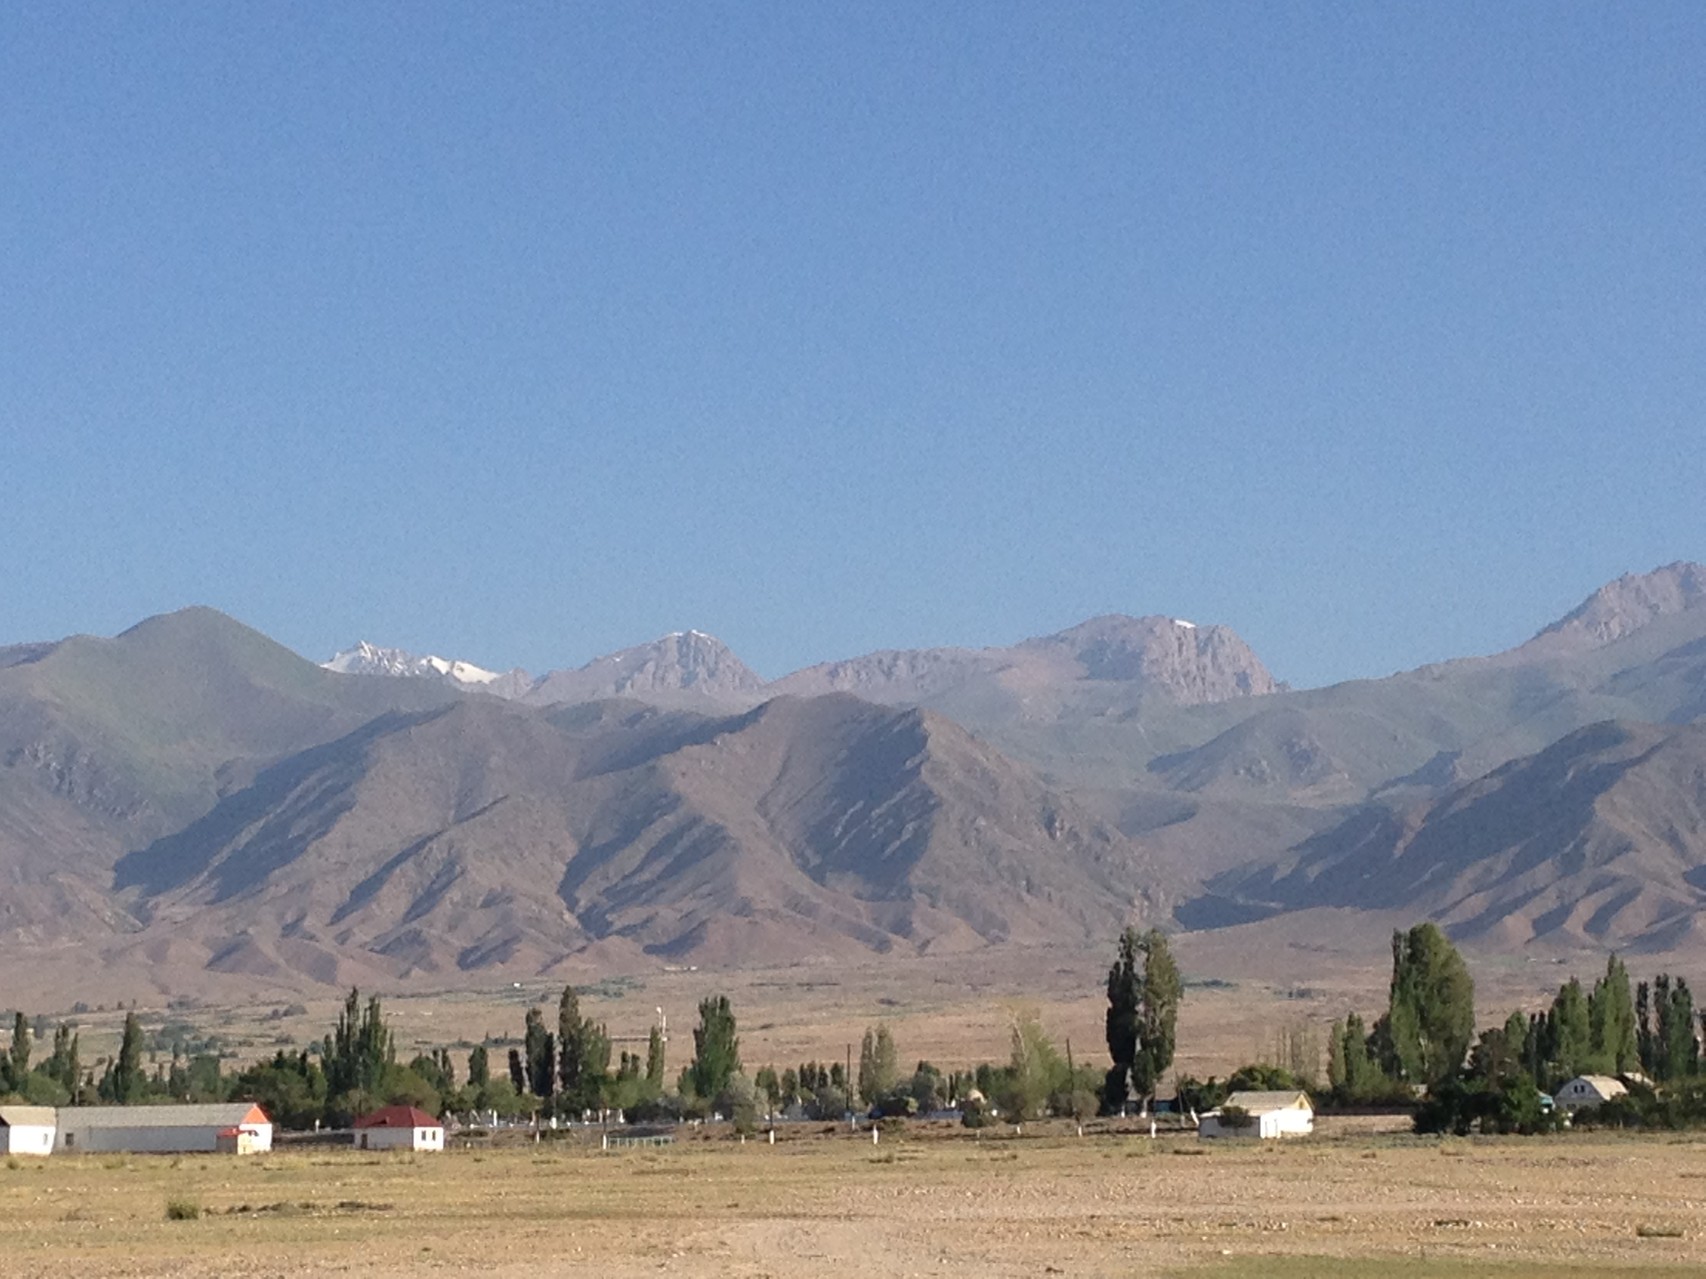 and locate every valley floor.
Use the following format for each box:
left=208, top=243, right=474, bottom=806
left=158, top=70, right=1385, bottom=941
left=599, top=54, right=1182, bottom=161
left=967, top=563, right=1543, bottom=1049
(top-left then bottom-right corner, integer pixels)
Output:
left=3, top=1122, right=1704, bottom=1277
